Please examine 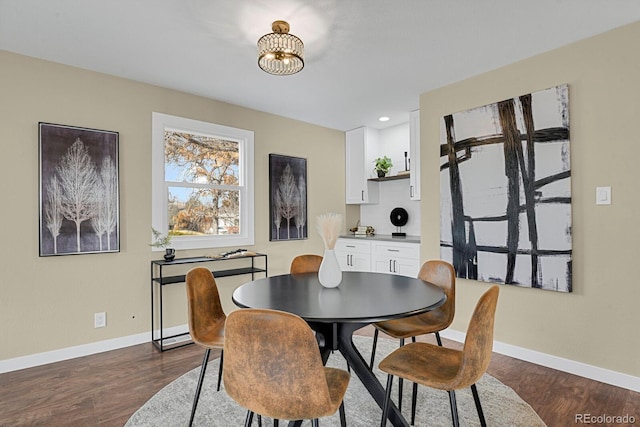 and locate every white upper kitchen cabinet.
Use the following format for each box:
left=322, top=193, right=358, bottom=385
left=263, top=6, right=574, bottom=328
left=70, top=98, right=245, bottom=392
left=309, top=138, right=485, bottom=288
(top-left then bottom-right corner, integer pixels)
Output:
left=409, top=110, right=421, bottom=201
left=345, top=127, right=379, bottom=204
